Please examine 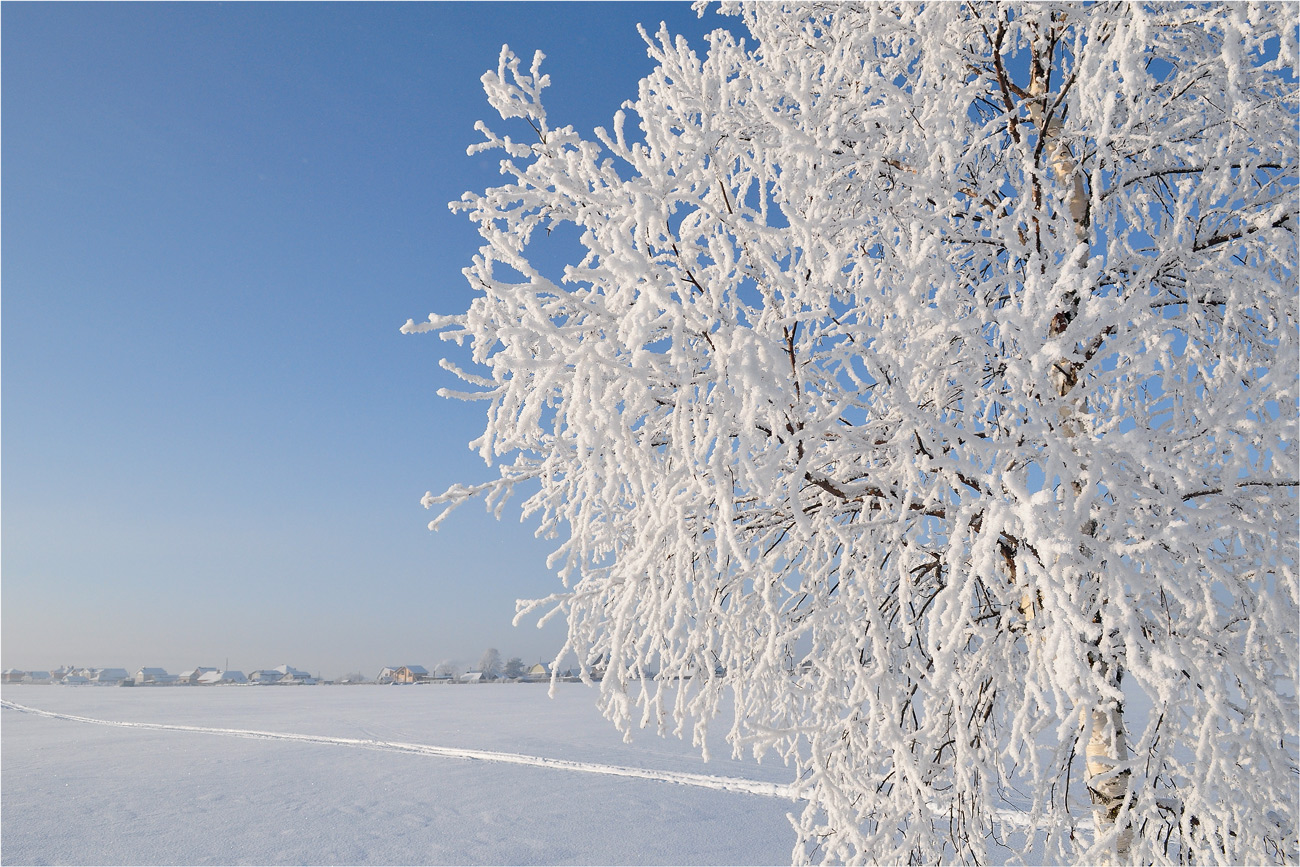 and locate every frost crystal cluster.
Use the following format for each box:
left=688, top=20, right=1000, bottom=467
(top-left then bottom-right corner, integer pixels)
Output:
left=407, top=3, right=1298, bottom=863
